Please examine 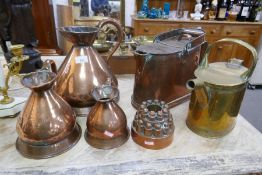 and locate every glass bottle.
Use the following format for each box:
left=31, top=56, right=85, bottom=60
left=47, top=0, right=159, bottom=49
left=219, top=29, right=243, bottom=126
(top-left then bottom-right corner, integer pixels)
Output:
left=203, top=1, right=211, bottom=20
left=247, top=0, right=260, bottom=21
left=177, top=0, right=185, bottom=19
left=228, top=2, right=239, bottom=20
left=237, top=0, right=251, bottom=21
left=216, top=0, right=228, bottom=20
left=209, top=0, right=218, bottom=20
